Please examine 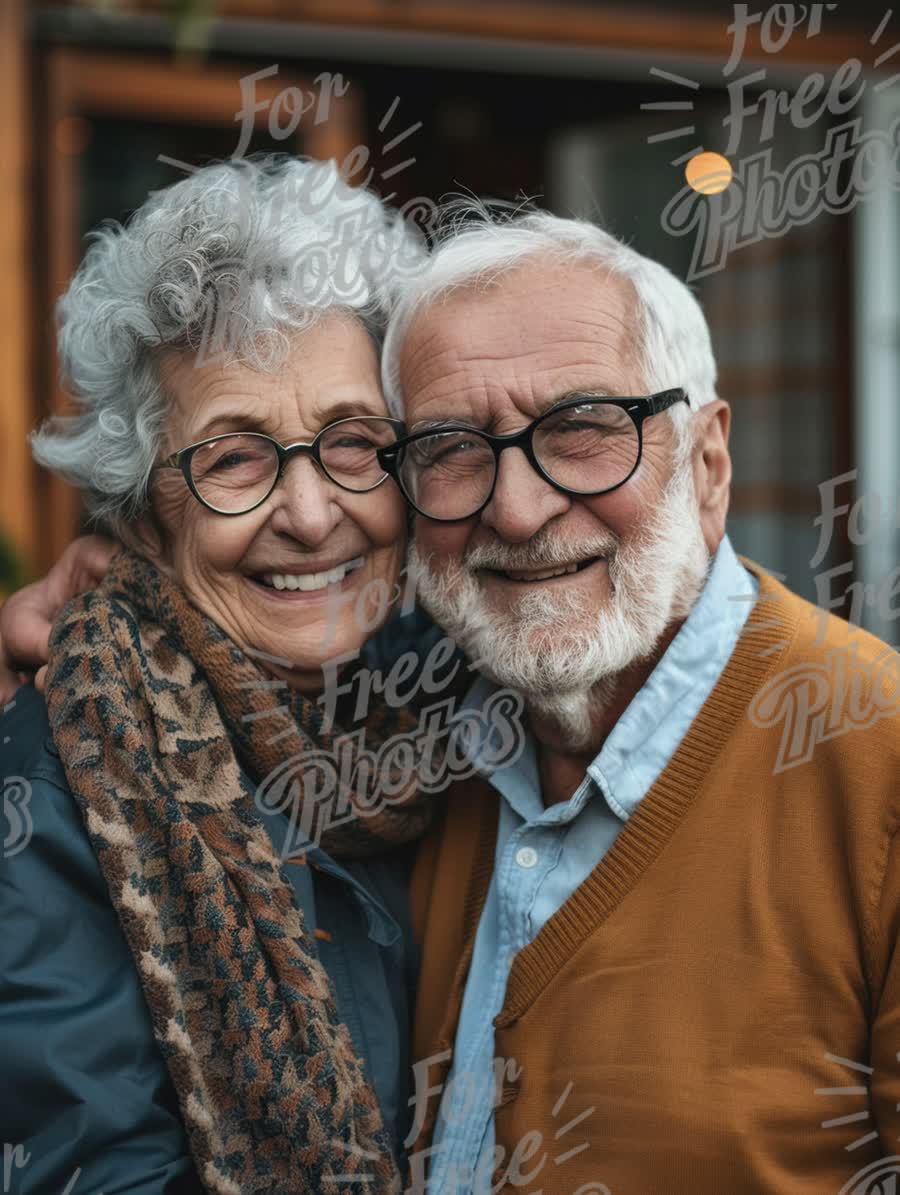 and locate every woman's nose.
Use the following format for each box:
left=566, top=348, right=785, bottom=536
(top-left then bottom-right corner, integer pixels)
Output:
left=267, top=454, right=343, bottom=547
